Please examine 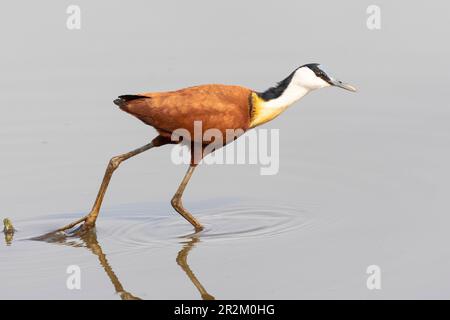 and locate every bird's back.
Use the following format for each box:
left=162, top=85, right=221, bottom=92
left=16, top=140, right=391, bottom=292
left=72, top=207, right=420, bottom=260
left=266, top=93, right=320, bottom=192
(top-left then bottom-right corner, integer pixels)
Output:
left=115, top=84, right=253, bottom=142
